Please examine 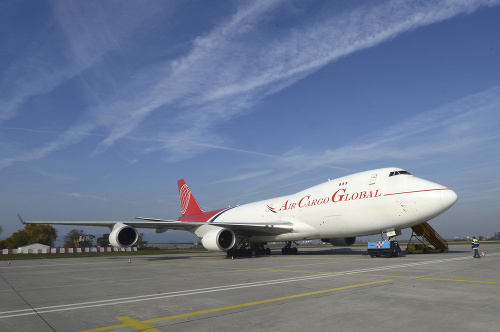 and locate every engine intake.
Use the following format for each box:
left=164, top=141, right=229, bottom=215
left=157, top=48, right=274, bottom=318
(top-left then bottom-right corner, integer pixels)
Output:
left=201, top=227, right=236, bottom=251
left=321, top=237, right=356, bottom=246
left=109, top=223, right=138, bottom=247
